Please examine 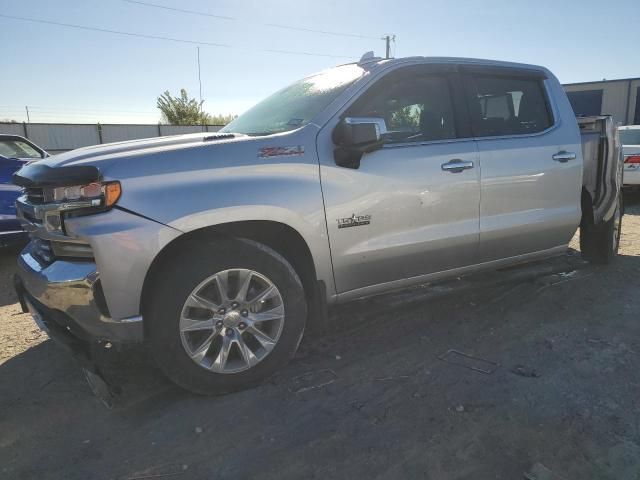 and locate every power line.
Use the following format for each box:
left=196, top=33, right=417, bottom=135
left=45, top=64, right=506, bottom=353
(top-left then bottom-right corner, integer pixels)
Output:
left=0, top=13, right=359, bottom=59
left=265, top=23, right=380, bottom=40
left=123, top=0, right=235, bottom=21
left=0, top=14, right=230, bottom=47
left=120, top=0, right=381, bottom=42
